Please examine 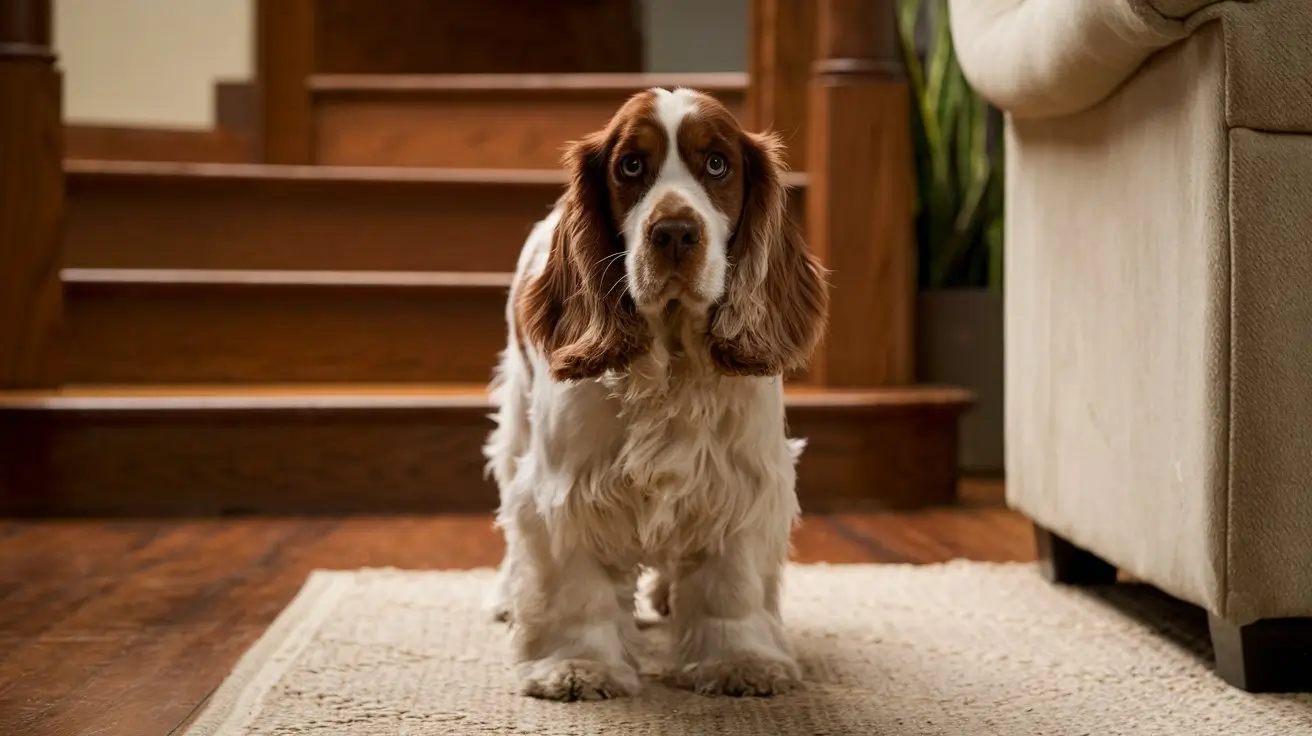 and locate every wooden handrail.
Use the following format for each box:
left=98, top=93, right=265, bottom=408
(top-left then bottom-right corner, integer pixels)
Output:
left=0, top=0, right=61, bottom=387
left=805, top=0, right=915, bottom=387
